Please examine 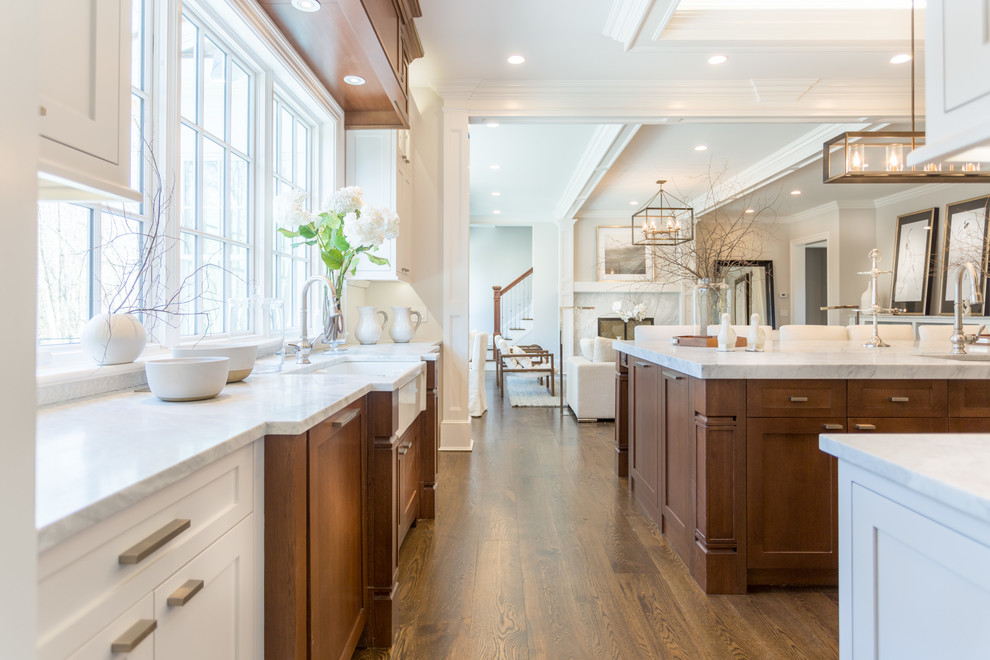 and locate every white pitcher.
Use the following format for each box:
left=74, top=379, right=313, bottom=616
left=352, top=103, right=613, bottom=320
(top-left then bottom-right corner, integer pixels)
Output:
left=389, top=306, right=423, bottom=343
left=354, top=306, right=388, bottom=345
